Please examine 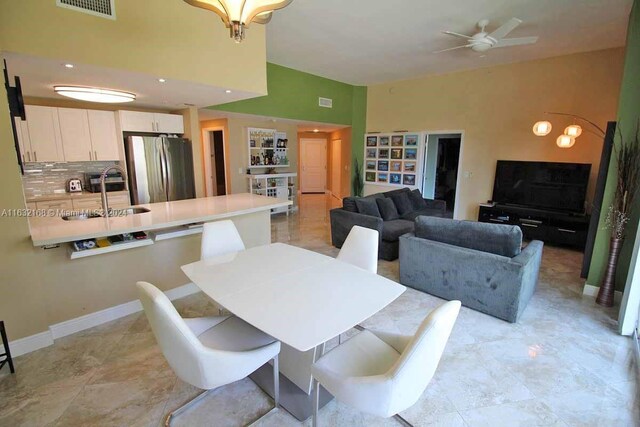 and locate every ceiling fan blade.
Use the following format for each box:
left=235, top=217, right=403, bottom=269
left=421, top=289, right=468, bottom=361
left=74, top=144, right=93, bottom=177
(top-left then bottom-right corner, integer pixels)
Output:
left=433, top=44, right=471, bottom=54
left=495, top=36, right=539, bottom=47
left=487, top=17, right=522, bottom=40
left=442, top=31, right=473, bottom=39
